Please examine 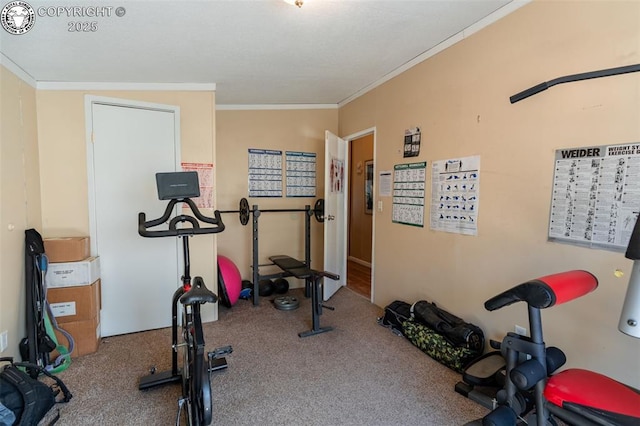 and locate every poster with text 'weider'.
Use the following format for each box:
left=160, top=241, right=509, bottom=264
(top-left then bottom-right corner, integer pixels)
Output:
left=549, top=143, right=640, bottom=252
